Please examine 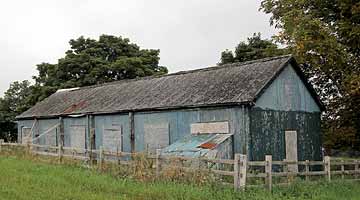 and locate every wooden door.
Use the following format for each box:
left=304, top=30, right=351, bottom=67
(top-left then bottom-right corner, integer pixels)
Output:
left=285, top=130, right=298, bottom=172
